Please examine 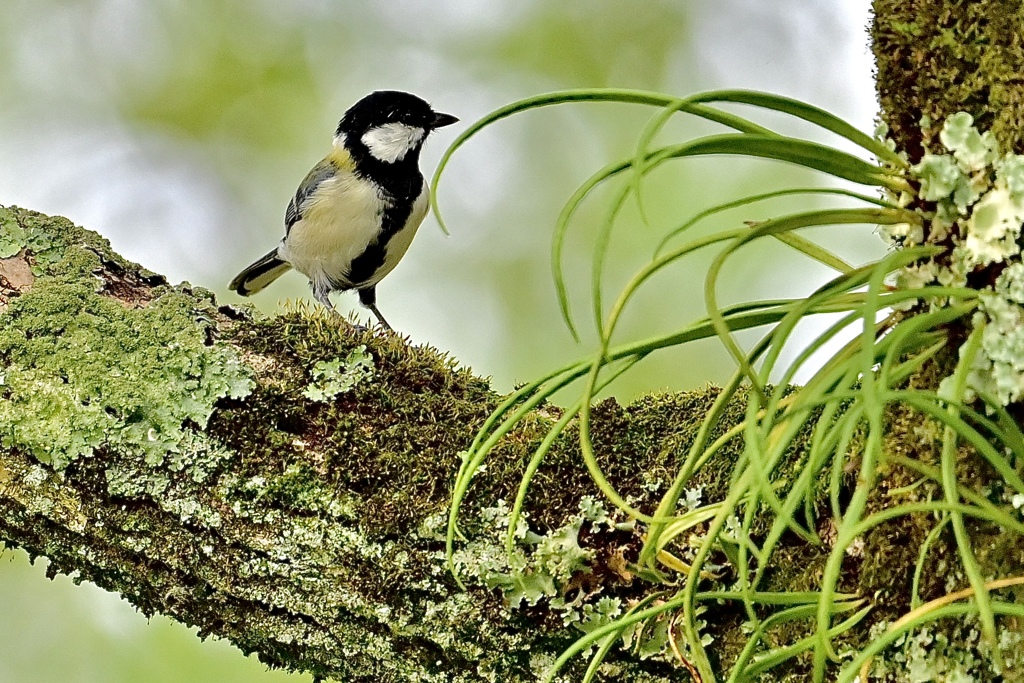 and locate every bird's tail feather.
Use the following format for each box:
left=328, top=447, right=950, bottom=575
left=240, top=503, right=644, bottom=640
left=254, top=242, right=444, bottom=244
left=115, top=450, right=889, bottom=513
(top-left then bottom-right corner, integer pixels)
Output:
left=229, top=249, right=291, bottom=296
